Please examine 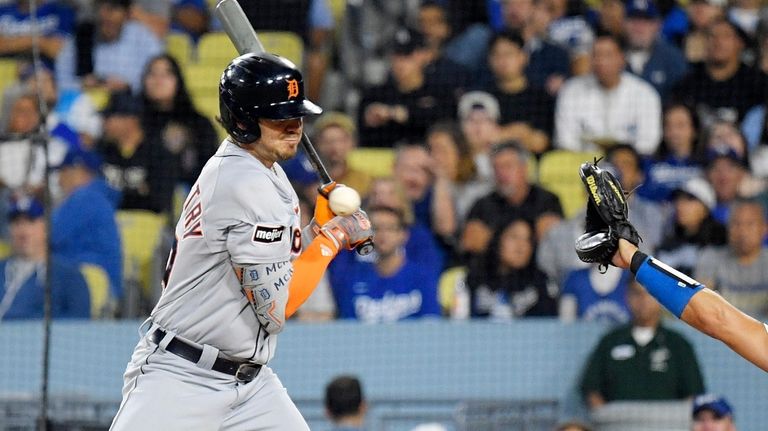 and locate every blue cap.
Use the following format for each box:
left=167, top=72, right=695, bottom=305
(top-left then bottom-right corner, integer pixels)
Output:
left=56, top=147, right=102, bottom=172
left=626, top=0, right=660, bottom=19
left=8, top=196, right=44, bottom=220
left=693, top=394, right=733, bottom=418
